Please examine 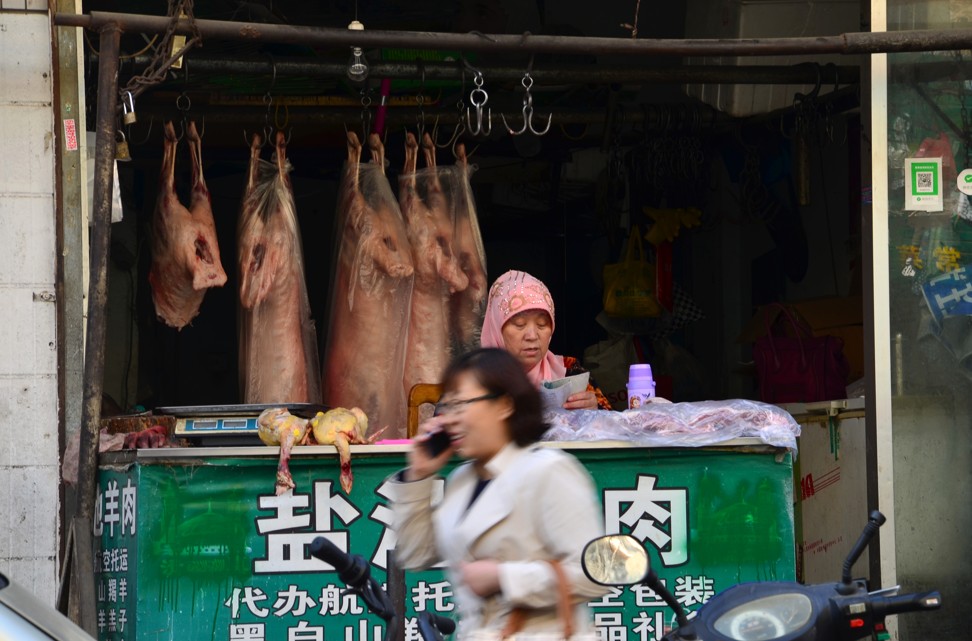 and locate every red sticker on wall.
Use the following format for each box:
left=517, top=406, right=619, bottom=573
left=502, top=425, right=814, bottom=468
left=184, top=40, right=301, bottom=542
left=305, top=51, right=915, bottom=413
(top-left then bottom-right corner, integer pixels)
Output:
left=64, top=119, right=78, bottom=151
